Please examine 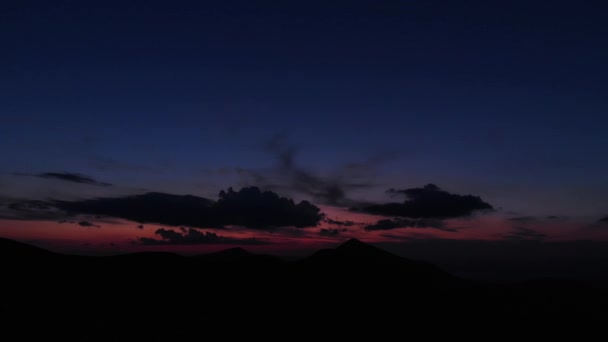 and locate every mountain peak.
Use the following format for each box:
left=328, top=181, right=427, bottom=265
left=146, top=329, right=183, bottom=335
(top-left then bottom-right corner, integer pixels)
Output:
left=303, top=238, right=387, bottom=266
left=336, top=238, right=386, bottom=253
left=336, top=238, right=374, bottom=251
